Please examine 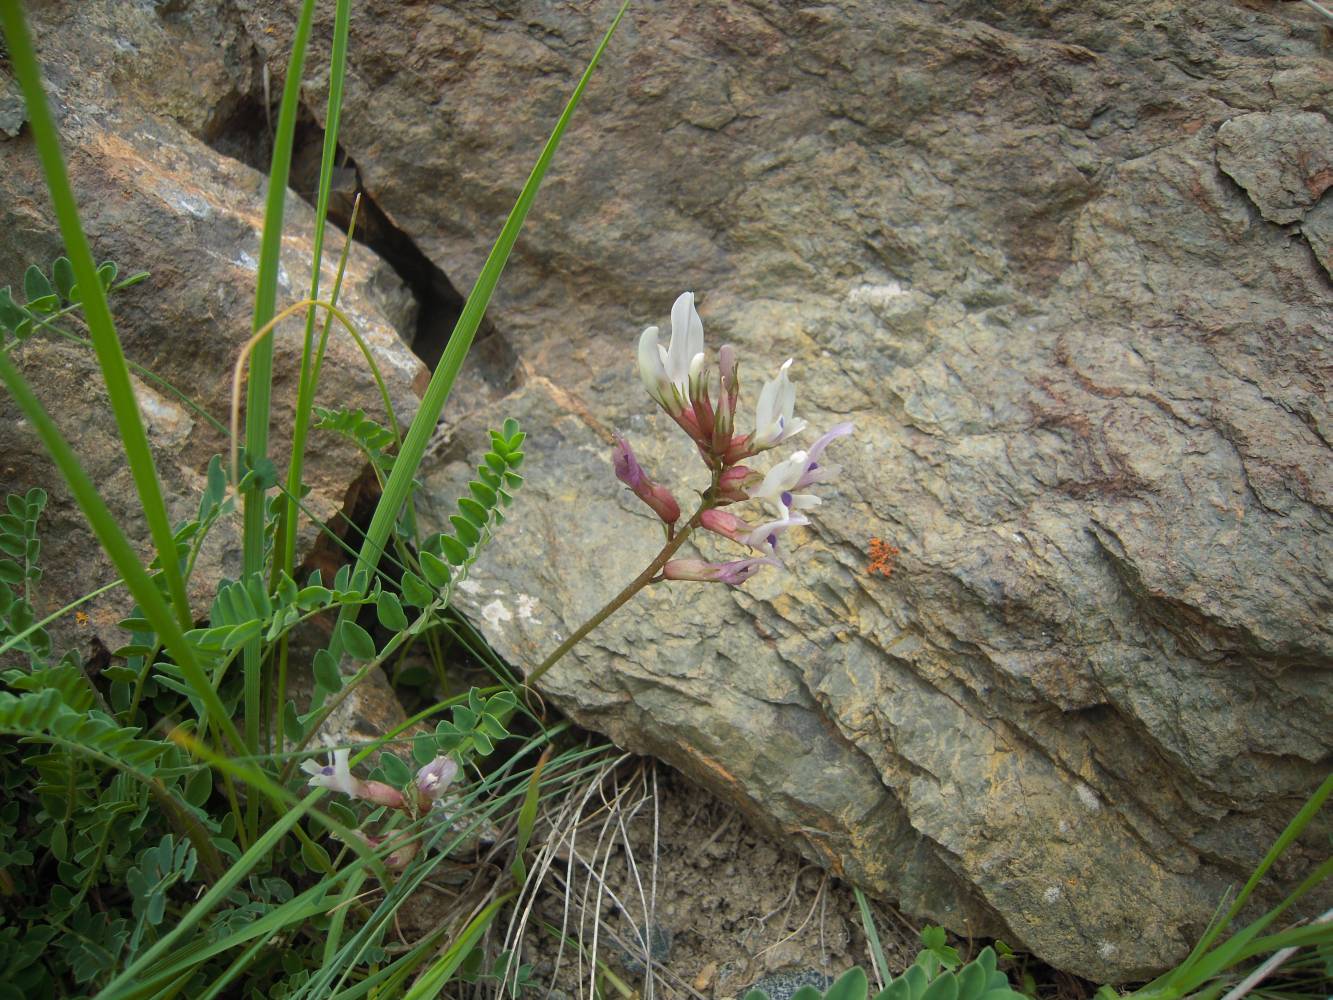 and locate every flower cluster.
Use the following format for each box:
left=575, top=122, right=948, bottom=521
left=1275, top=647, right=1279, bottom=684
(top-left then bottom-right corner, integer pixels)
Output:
left=301, top=748, right=459, bottom=868
left=617, top=291, right=852, bottom=584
